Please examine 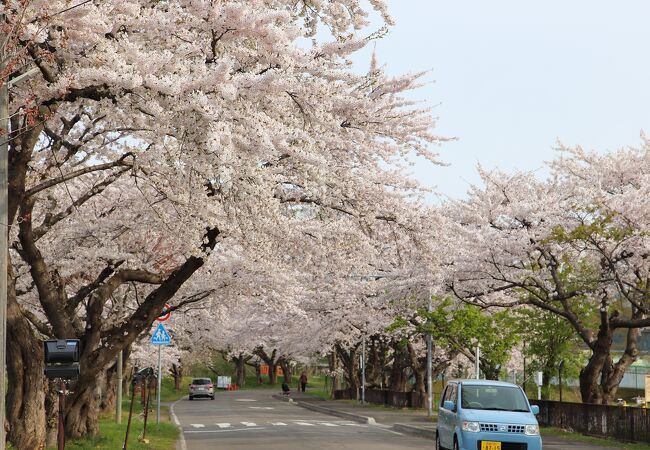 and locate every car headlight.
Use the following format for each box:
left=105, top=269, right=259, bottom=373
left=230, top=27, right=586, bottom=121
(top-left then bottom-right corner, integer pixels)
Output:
left=525, top=424, right=539, bottom=436
left=462, top=421, right=480, bottom=433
